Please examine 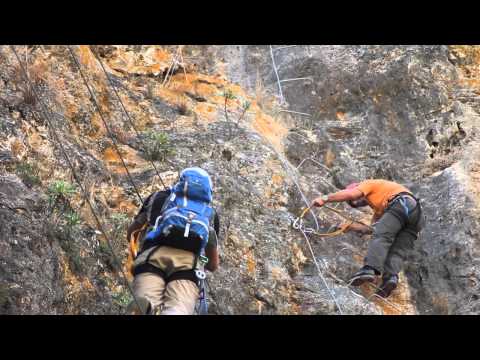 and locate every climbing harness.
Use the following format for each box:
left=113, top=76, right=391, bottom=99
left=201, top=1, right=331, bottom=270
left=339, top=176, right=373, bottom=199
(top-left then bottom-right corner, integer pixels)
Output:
left=398, top=197, right=410, bottom=217
left=127, top=223, right=148, bottom=277
left=196, top=254, right=209, bottom=315
left=290, top=202, right=406, bottom=314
